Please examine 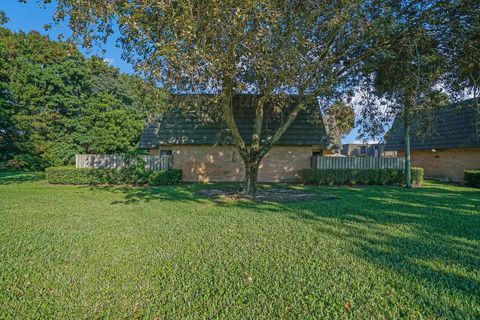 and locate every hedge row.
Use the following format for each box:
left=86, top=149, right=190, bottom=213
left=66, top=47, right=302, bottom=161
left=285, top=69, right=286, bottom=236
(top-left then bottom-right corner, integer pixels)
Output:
left=464, top=170, right=480, bottom=188
left=45, top=166, right=182, bottom=185
left=299, top=168, right=424, bottom=186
